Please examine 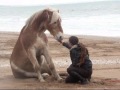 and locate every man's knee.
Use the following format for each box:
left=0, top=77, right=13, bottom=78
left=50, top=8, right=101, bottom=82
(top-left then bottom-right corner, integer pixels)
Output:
left=67, top=67, right=72, bottom=74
